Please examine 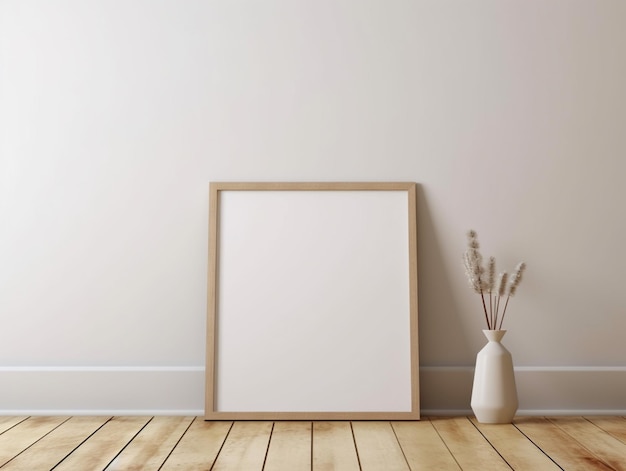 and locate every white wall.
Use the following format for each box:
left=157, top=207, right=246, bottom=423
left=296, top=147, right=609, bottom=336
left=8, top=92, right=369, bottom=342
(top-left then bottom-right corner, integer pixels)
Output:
left=1, top=0, right=624, bottom=414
